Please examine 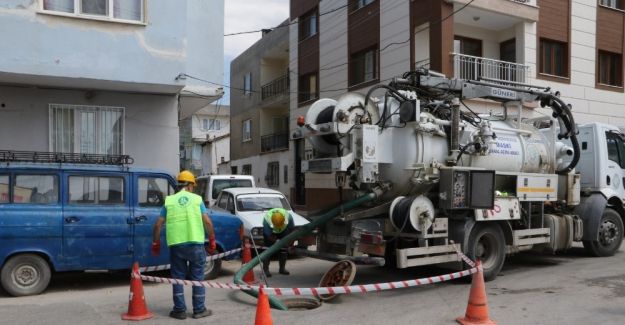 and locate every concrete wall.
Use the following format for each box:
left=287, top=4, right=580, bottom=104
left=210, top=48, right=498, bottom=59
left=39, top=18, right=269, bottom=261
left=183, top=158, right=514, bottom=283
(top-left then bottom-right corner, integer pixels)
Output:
left=0, top=85, right=179, bottom=174
left=0, top=0, right=222, bottom=93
